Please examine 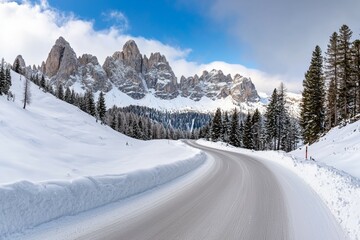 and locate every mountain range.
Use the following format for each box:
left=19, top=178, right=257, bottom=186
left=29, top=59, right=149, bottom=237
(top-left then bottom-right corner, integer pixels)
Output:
left=12, top=37, right=299, bottom=114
